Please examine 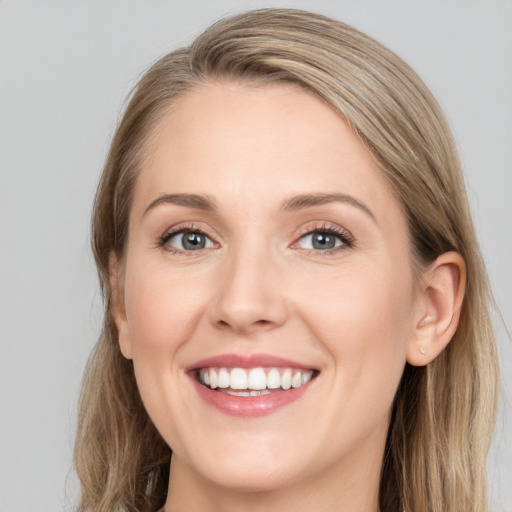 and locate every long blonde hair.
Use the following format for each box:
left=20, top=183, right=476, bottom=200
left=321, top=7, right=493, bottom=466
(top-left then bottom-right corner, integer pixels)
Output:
left=75, top=9, right=499, bottom=512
